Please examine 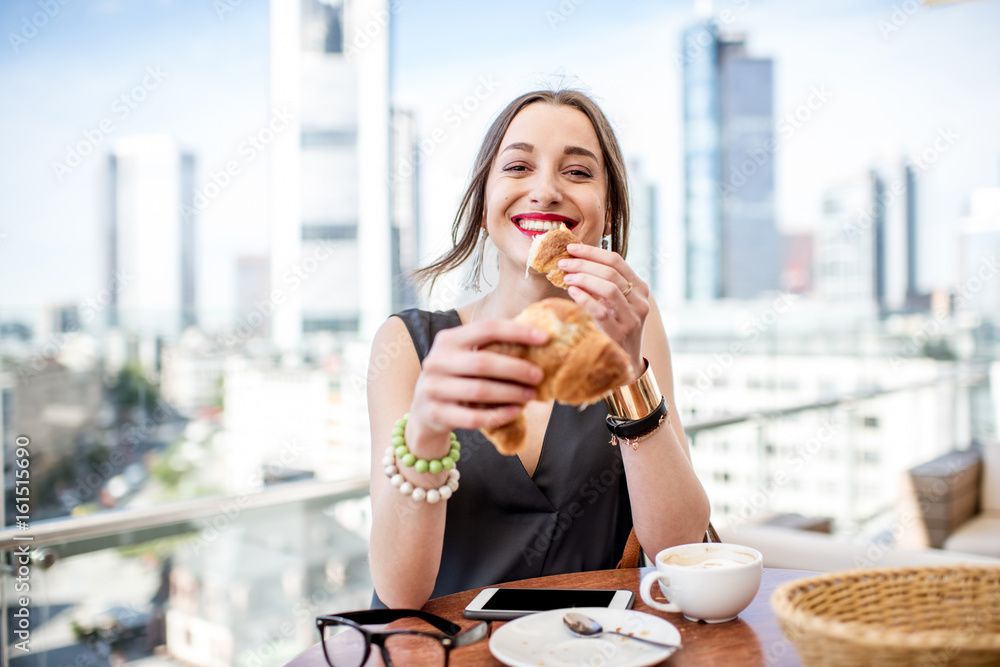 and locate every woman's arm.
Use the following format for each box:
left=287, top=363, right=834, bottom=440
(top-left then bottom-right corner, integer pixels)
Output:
left=625, top=294, right=712, bottom=554
left=559, top=247, right=711, bottom=556
left=367, top=315, right=547, bottom=608
left=368, top=316, right=446, bottom=609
